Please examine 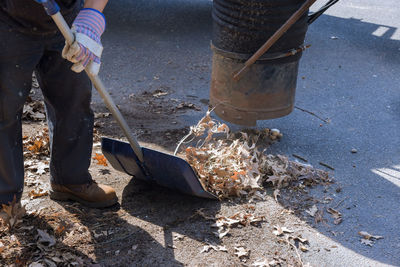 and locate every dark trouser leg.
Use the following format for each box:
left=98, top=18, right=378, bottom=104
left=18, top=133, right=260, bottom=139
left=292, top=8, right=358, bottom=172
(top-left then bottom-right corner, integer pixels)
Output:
left=36, top=41, right=94, bottom=185
left=0, top=26, right=43, bottom=204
